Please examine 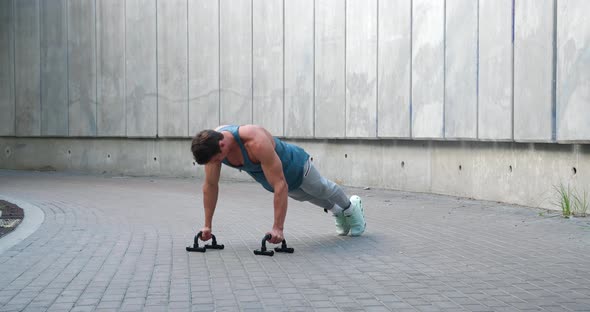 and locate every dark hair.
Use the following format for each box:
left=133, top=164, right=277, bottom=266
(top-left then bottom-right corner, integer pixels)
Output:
left=191, top=130, right=223, bottom=164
